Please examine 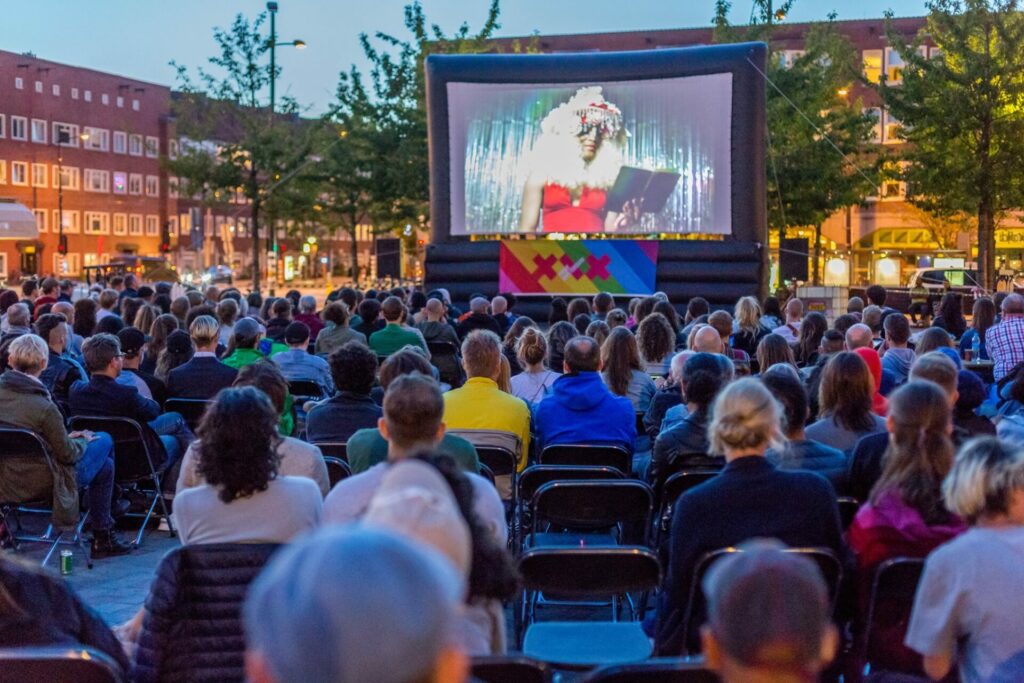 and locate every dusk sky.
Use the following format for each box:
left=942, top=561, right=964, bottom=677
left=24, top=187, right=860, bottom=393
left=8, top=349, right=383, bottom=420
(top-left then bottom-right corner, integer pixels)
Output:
left=2, top=0, right=930, bottom=113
